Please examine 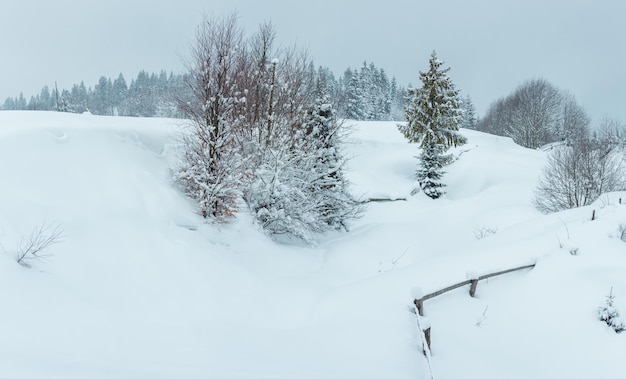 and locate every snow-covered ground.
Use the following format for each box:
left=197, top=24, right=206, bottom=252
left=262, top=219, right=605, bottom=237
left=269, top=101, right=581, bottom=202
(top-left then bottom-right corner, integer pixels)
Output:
left=0, top=111, right=624, bottom=378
